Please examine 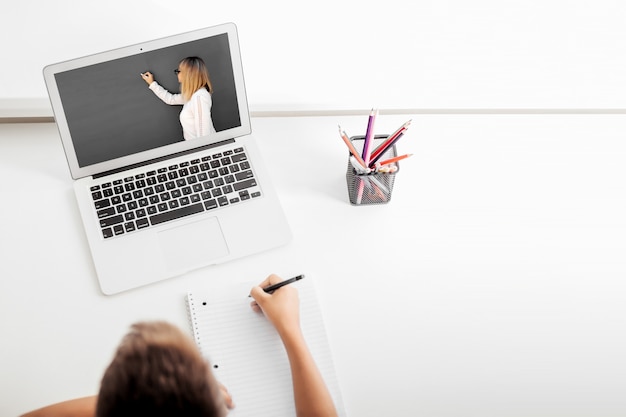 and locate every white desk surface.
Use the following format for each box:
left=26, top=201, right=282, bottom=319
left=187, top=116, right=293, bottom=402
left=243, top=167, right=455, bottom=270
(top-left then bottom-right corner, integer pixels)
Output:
left=1, top=114, right=626, bottom=416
